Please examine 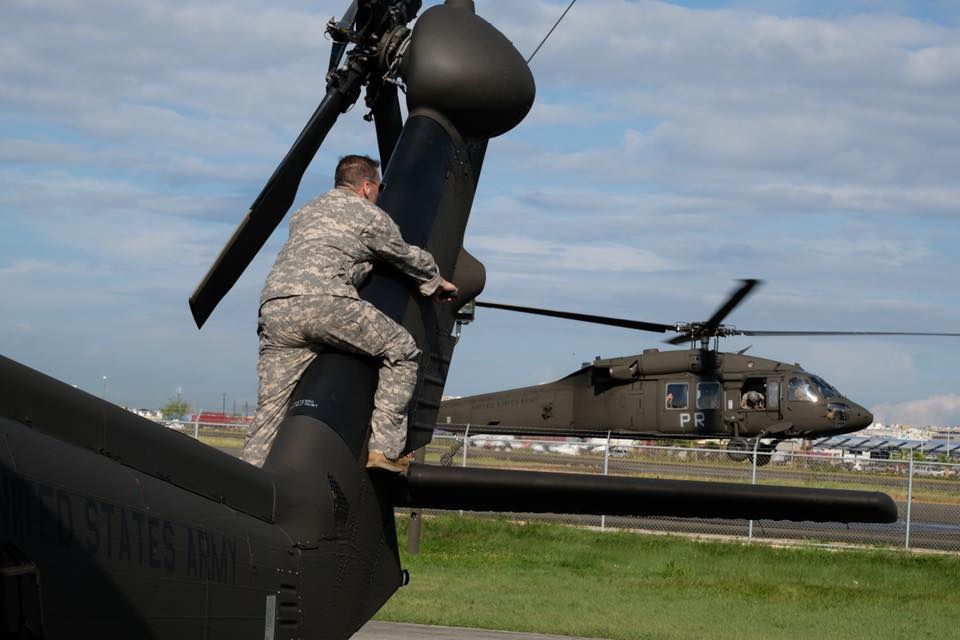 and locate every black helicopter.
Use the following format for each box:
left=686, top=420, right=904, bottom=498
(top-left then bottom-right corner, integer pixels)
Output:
left=0, top=2, right=897, bottom=638
left=439, top=279, right=960, bottom=464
